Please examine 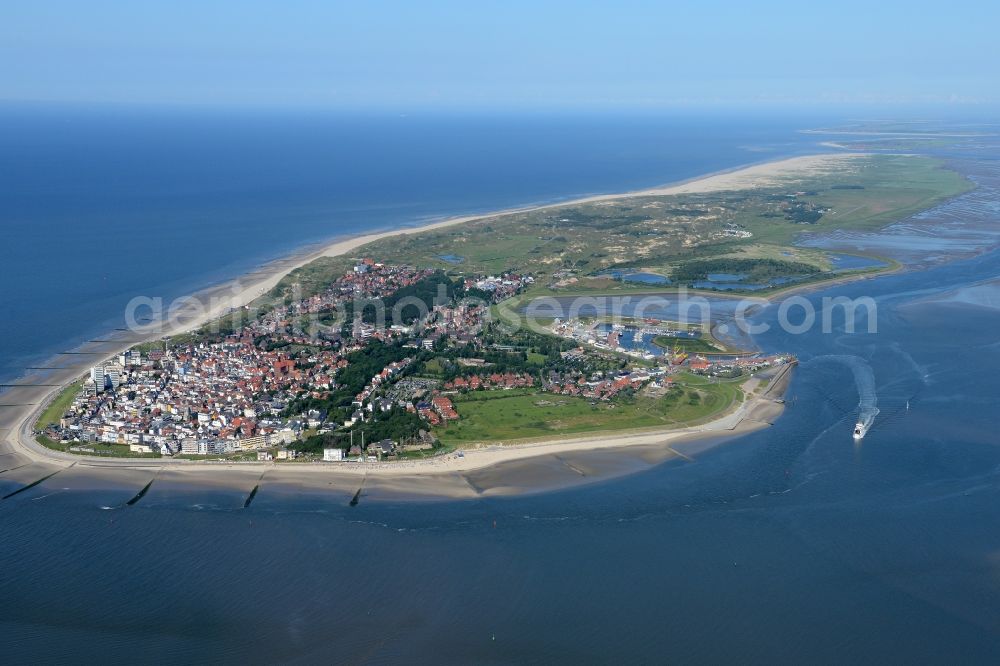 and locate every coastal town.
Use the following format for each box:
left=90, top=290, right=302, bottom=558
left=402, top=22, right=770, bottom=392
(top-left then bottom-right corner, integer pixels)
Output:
left=39, top=259, right=792, bottom=461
